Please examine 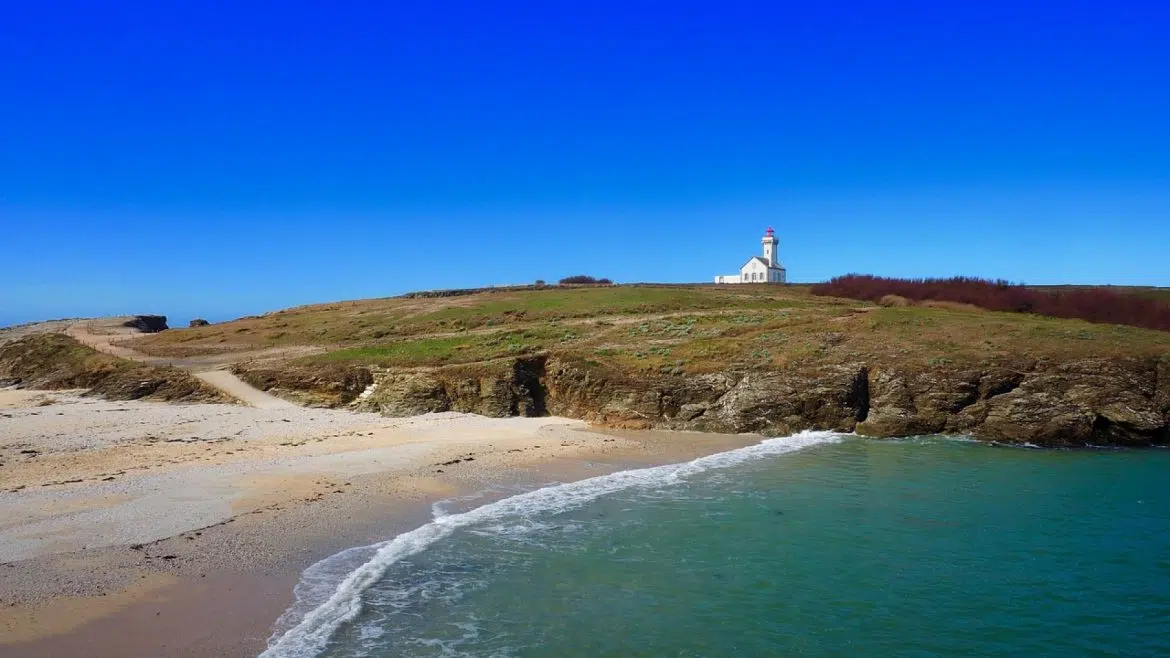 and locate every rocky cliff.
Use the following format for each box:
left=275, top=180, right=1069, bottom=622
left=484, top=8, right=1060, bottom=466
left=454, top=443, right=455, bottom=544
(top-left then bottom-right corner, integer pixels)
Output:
left=857, top=359, right=1169, bottom=447
left=330, top=354, right=1170, bottom=448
